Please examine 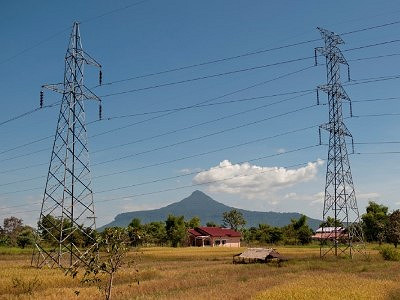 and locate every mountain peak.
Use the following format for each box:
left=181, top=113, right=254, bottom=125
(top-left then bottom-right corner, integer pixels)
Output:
left=101, top=191, right=322, bottom=230
left=191, top=190, right=206, bottom=196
